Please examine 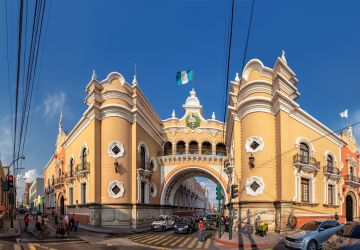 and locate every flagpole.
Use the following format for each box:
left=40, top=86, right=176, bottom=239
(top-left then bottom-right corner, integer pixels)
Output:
left=192, top=70, right=195, bottom=90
